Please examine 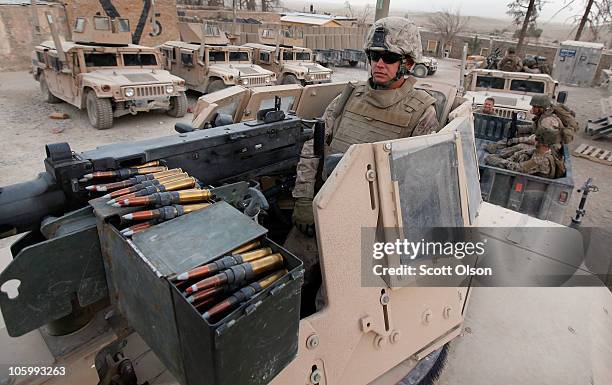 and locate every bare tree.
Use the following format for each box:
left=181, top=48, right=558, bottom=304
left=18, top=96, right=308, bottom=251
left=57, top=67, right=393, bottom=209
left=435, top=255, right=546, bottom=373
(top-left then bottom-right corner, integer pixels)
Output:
left=427, top=9, right=470, bottom=58
left=344, top=1, right=355, bottom=18
left=574, top=0, right=612, bottom=41
left=507, top=0, right=543, bottom=53
left=358, top=4, right=372, bottom=25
